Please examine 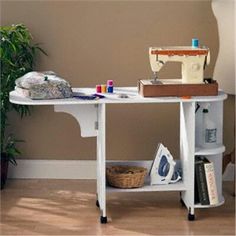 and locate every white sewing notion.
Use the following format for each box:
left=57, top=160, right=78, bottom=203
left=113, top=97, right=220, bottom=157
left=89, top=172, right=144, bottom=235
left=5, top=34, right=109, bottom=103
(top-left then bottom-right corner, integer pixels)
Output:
left=149, top=46, right=210, bottom=84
